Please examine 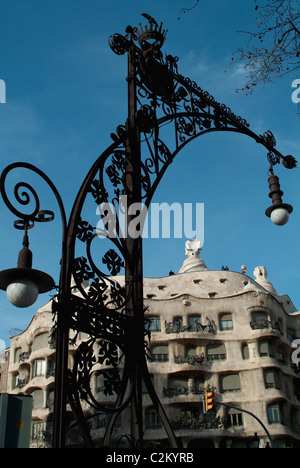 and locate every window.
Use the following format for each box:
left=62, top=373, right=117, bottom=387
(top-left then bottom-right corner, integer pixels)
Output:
left=32, top=421, right=53, bottom=442
left=264, top=369, right=281, bottom=389
left=31, top=389, right=44, bottom=409
left=32, top=333, right=50, bottom=352
left=251, top=312, right=268, bottom=329
left=148, top=317, right=161, bottom=332
left=145, top=408, right=162, bottom=429
left=287, top=329, right=296, bottom=343
left=259, top=340, right=274, bottom=357
left=227, top=408, right=243, bottom=427
left=34, top=359, right=46, bottom=377
left=242, top=344, right=249, bottom=360
left=220, top=314, right=233, bottom=331
left=267, top=403, right=283, bottom=424
left=13, top=373, right=20, bottom=389
left=168, top=377, right=189, bottom=395
left=220, top=373, right=241, bottom=393
left=165, top=317, right=184, bottom=333
left=207, top=343, right=226, bottom=361
left=188, top=316, right=202, bottom=332
left=150, top=345, right=168, bottom=362
left=173, top=317, right=184, bottom=332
